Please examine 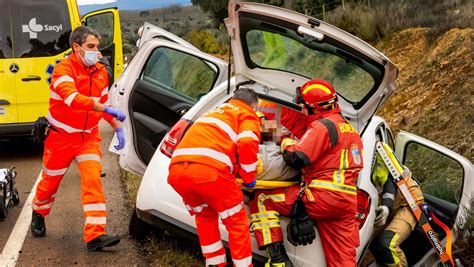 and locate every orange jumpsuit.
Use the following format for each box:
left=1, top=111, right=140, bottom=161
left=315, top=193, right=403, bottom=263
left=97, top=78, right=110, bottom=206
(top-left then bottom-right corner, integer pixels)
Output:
left=249, top=107, right=364, bottom=267
left=32, top=53, right=113, bottom=242
left=168, top=99, right=260, bottom=267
